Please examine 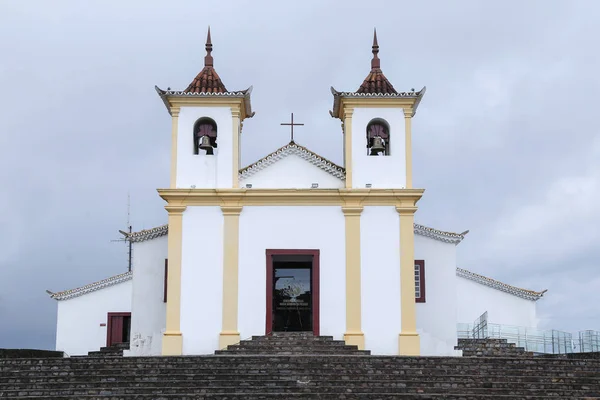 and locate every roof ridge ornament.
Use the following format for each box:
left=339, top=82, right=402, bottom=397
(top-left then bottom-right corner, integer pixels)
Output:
left=371, top=28, right=380, bottom=71
left=205, top=26, right=213, bottom=67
